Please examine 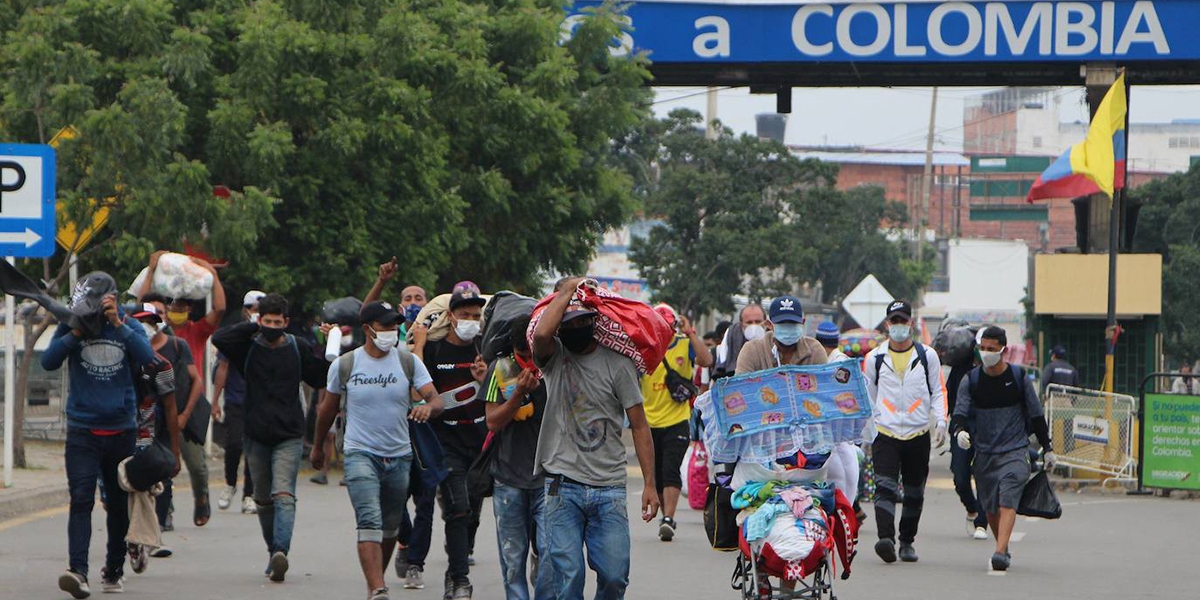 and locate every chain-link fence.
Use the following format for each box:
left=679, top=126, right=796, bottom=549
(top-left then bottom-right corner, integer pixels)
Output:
left=1044, top=384, right=1137, bottom=484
